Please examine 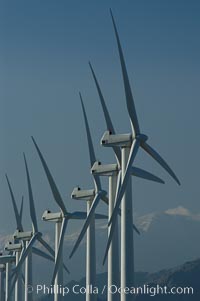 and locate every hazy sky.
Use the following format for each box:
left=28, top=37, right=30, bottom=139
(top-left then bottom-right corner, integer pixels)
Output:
left=0, top=0, right=200, bottom=247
